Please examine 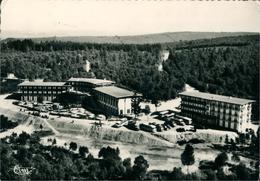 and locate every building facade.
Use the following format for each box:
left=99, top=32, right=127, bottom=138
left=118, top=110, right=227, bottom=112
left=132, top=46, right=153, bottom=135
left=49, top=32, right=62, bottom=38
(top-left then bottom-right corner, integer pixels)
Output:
left=94, top=86, right=142, bottom=115
left=66, top=77, right=115, bottom=92
left=18, top=81, right=71, bottom=102
left=179, top=91, right=254, bottom=133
